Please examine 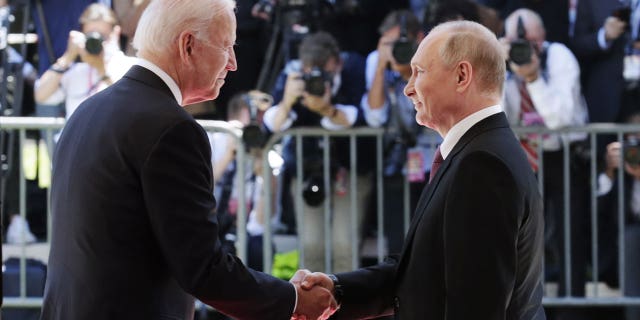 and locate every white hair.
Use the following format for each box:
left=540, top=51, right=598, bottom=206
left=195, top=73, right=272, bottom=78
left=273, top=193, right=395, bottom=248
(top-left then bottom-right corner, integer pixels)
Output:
left=132, top=0, right=235, bottom=56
